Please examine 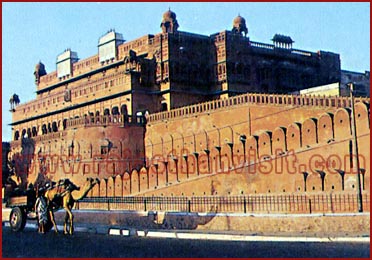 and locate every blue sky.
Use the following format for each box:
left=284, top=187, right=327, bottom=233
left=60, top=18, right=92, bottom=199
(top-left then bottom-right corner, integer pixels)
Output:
left=2, top=2, right=370, bottom=141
